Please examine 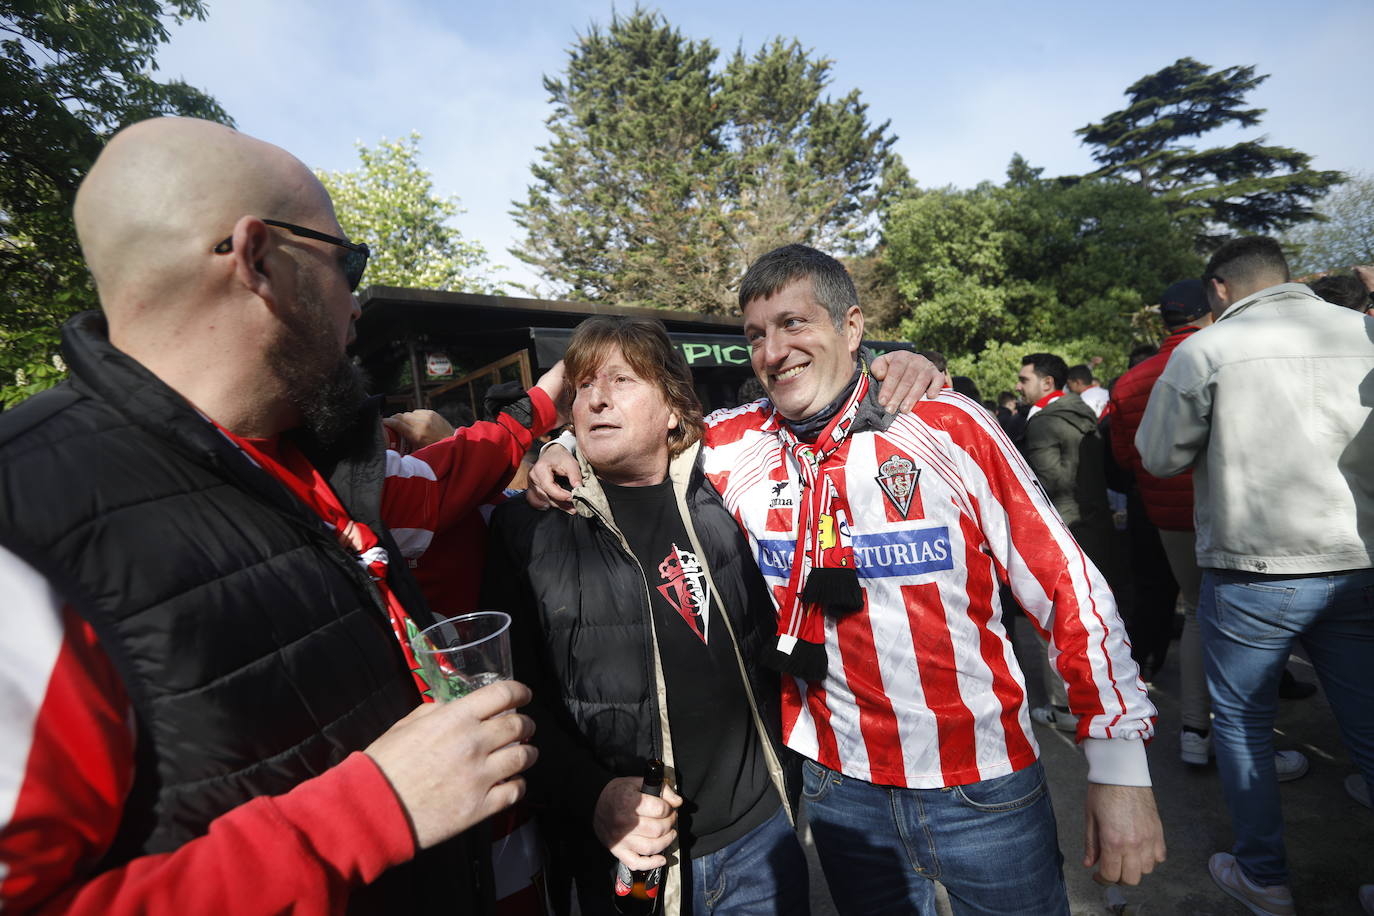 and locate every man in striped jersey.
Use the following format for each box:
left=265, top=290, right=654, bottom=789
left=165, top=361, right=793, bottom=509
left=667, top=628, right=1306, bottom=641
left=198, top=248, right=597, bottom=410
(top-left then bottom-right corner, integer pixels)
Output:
left=537, top=245, right=1163, bottom=914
